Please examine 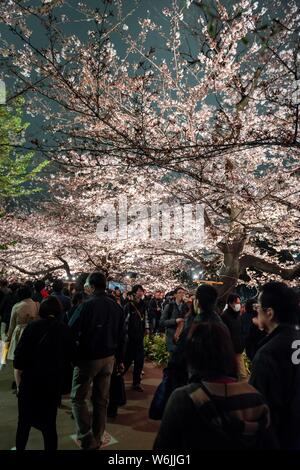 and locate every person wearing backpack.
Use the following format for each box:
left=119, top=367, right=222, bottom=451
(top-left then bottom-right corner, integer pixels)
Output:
left=153, top=322, right=278, bottom=451
left=160, top=287, right=189, bottom=354
left=69, top=272, right=125, bottom=450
